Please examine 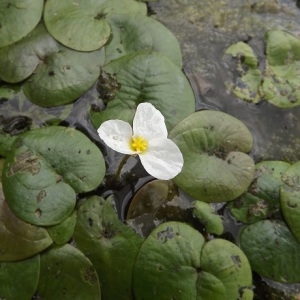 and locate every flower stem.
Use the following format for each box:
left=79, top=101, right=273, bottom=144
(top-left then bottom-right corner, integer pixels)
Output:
left=115, top=154, right=131, bottom=180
